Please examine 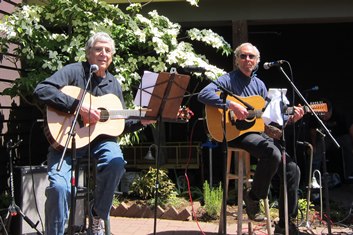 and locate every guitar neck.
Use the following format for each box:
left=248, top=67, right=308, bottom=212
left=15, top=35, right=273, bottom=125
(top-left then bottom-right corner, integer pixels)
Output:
left=105, top=109, right=147, bottom=119
left=286, top=102, right=327, bottom=115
